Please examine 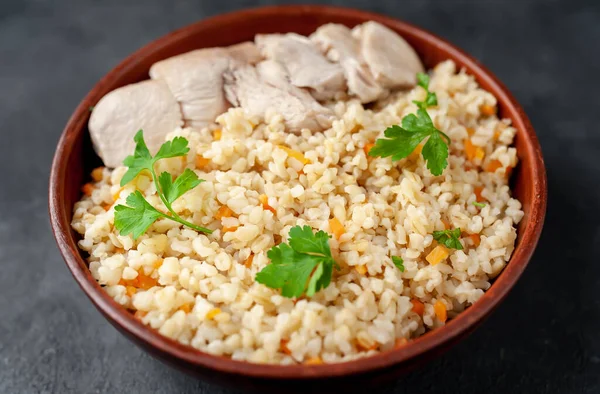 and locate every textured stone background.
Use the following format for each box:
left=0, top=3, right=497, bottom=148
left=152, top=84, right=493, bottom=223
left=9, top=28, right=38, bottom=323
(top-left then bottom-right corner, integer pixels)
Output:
left=1, top=0, right=598, bottom=393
